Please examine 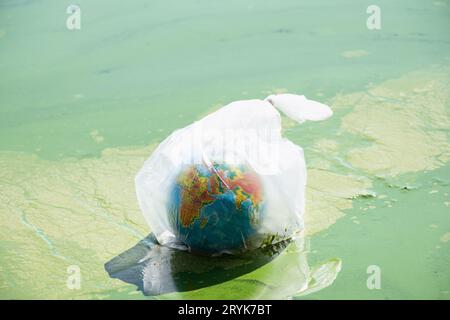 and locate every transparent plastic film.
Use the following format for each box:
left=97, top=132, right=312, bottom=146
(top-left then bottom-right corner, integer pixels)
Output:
left=135, top=94, right=332, bottom=255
